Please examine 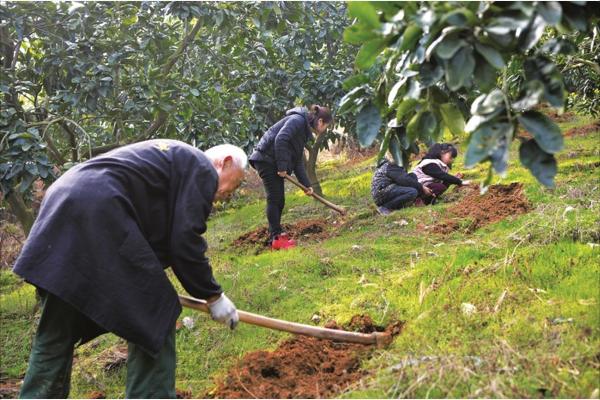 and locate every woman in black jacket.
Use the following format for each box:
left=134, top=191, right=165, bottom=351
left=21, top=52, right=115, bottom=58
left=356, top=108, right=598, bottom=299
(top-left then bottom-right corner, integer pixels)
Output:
left=249, top=105, right=332, bottom=249
left=371, top=158, right=433, bottom=215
